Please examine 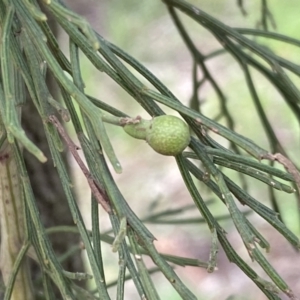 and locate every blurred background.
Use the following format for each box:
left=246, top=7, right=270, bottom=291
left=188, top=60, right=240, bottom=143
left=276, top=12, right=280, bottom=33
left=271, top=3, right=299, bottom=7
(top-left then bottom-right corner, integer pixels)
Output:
left=57, top=1, right=300, bottom=299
